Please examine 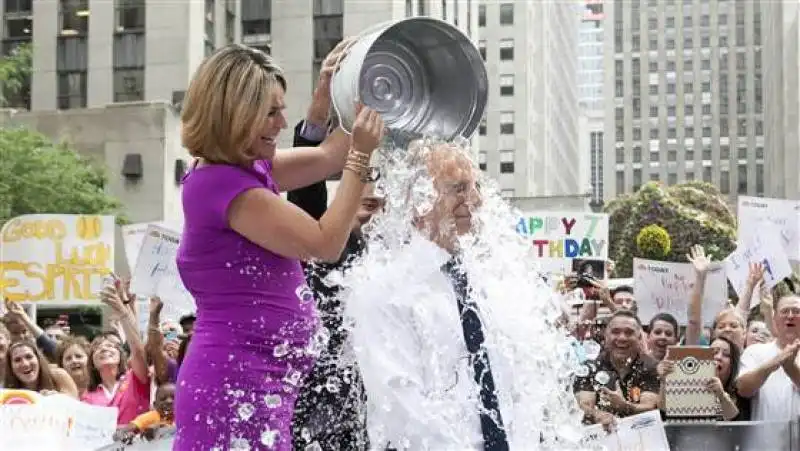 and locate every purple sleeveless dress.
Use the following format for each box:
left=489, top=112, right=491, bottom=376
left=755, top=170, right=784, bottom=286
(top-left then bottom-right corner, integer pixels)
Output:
left=174, top=160, right=318, bottom=450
